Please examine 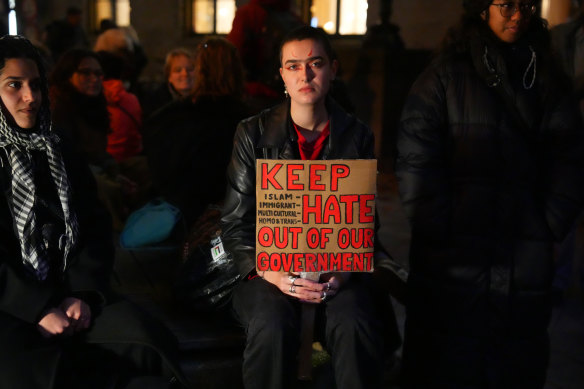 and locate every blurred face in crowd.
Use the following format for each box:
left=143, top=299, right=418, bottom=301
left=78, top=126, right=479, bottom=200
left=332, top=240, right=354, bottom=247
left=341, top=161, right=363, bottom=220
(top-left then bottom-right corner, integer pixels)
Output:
left=279, top=38, right=337, bottom=108
left=168, top=55, right=195, bottom=97
left=69, top=57, right=103, bottom=97
left=0, top=58, right=42, bottom=129
left=485, top=2, right=534, bottom=43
